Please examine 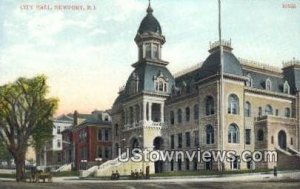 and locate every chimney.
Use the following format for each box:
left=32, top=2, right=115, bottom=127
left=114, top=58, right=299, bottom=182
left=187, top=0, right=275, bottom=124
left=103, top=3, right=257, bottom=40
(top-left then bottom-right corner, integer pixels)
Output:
left=73, top=110, right=78, bottom=126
